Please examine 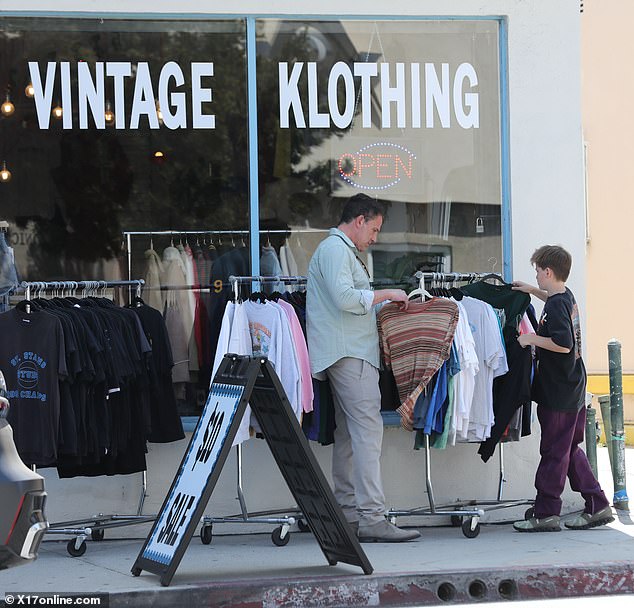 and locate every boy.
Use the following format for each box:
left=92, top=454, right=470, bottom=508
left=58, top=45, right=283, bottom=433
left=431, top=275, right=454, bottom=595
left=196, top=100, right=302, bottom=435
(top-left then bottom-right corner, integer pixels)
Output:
left=512, top=245, right=614, bottom=532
